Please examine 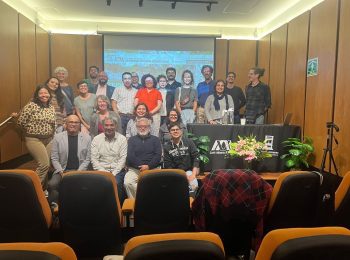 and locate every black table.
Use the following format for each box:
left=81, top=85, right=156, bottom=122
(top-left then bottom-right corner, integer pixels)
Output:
left=187, top=123, right=301, bottom=172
